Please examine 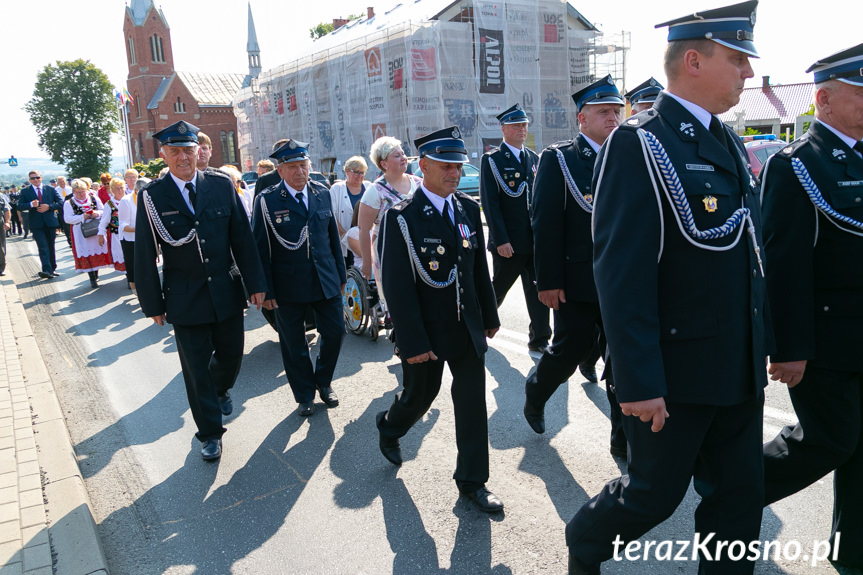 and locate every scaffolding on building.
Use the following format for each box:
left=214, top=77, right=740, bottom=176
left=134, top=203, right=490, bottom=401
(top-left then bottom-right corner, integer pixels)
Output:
left=233, top=0, right=628, bottom=178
